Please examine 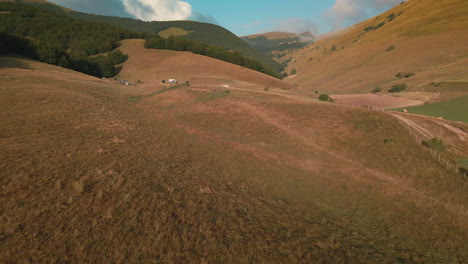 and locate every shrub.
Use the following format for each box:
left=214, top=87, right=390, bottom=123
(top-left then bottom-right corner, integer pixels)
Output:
left=374, top=22, right=386, bottom=30
left=364, top=26, right=375, bottom=32
left=290, top=68, right=297, bottom=75
left=331, top=45, right=336, bottom=51
left=387, top=13, right=396, bottom=21
left=422, top=138, right=445, bottom=151
left=384, top=138, right=396, bottom=144
left=396, top=72, right=415, bottom=78
left=318, top=94, right=333, bottom=102
left=372, top=87, right=382, bottom=93
left=459, top=166, right=468, bottom=177
left=387, top=45, right=396, bottom=51
left=388, top=83, right=407, bottom=93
